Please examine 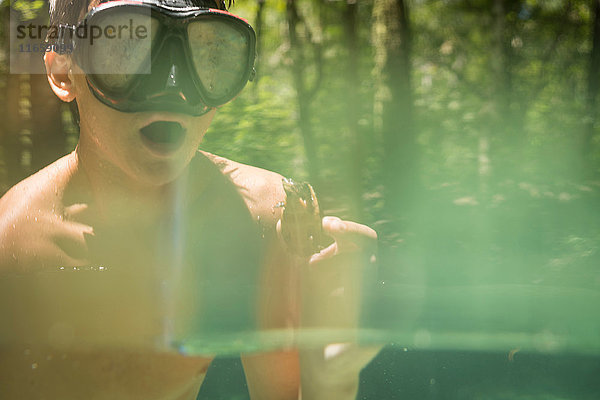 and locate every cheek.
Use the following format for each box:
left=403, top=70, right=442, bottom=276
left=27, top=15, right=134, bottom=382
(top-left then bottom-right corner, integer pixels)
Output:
left=73, top=75, right=138, bottom=165
left=74, top=74, right=128, bottom=133
left=188, top=110, right=216, bottom=146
